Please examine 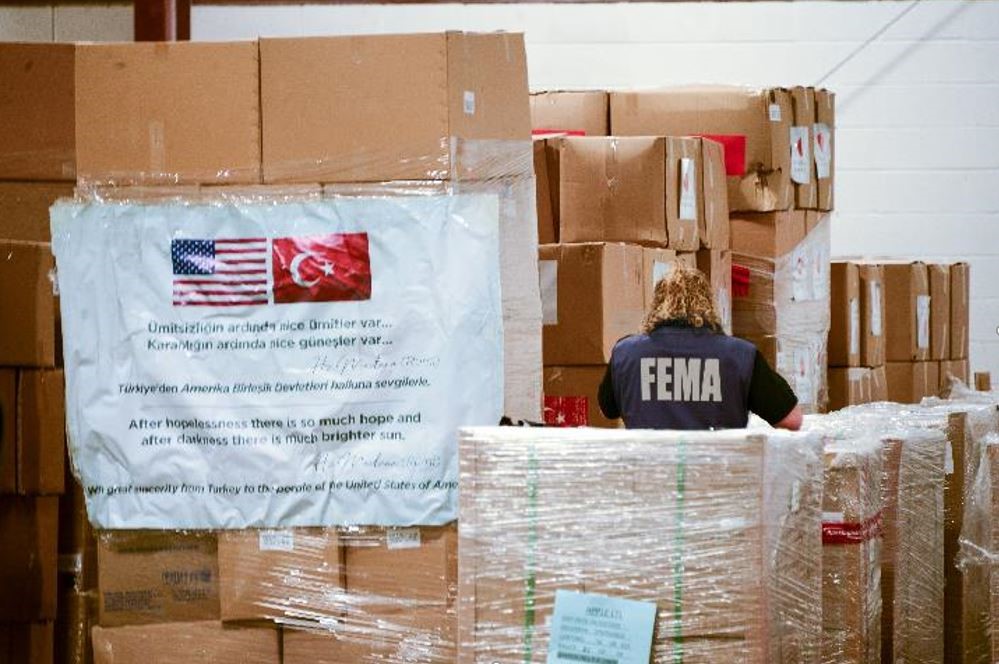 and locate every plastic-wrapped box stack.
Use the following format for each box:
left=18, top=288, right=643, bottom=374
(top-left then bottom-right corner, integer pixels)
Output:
left=457, top=427, right=824, bottom=663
